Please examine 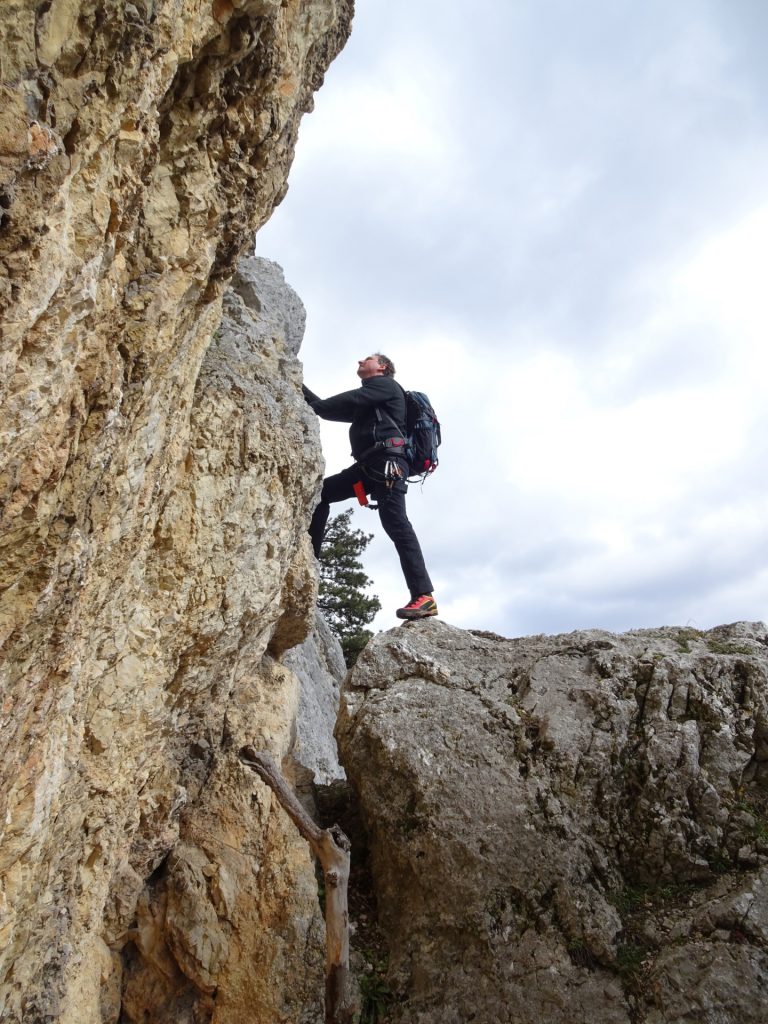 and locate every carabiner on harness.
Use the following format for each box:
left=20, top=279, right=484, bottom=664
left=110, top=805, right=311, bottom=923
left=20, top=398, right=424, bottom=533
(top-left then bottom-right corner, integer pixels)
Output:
left=384, top=458, right=404, bottom=488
